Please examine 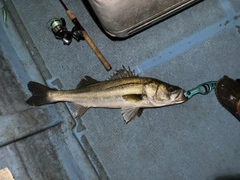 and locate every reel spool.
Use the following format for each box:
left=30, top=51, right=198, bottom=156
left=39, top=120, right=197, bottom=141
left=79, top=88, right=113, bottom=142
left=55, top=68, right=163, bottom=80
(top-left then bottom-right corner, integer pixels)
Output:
left=47, top=18, right=83, bottom=45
